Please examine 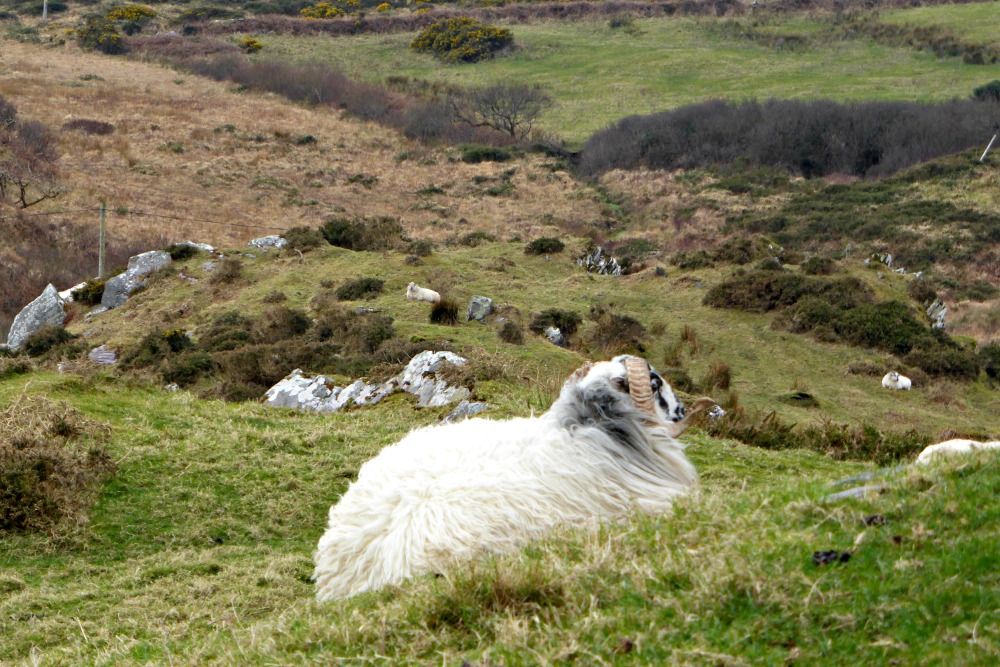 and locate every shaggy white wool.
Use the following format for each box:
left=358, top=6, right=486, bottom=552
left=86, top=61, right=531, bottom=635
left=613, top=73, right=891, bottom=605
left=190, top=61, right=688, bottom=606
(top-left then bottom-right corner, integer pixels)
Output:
left=882, top=371, right=912, bottom=390
left=314, top=356, right=700, bottom=601
left=405, top=282, right=440, bottom=303
left=915, top=439, right=1000, bottom=465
